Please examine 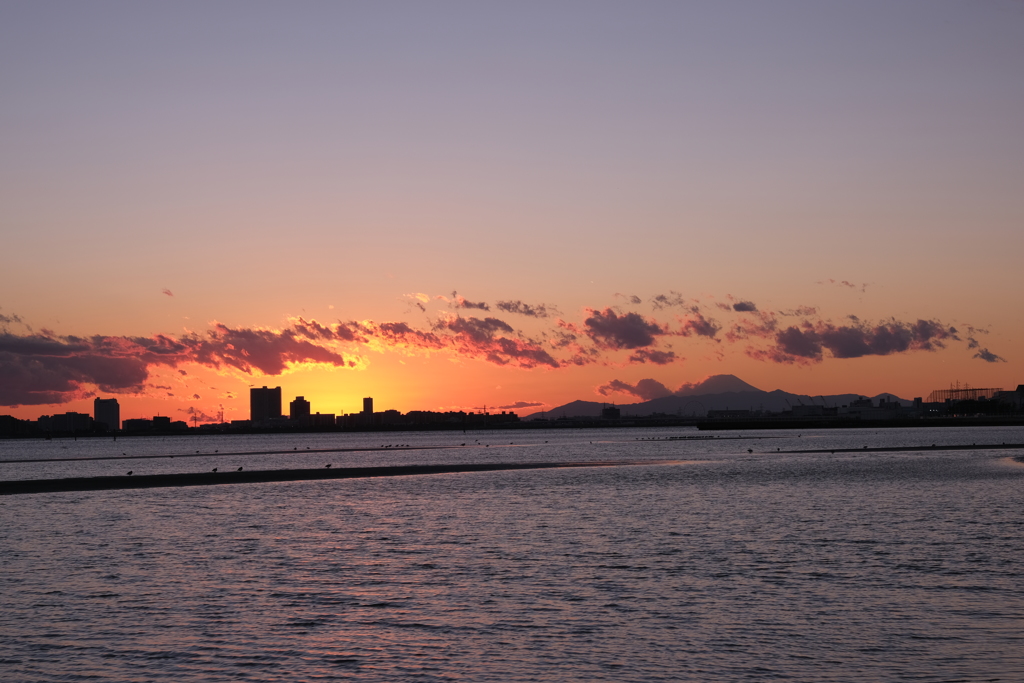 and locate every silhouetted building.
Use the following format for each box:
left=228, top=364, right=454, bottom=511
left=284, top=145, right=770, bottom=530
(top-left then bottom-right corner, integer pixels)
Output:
left=601, top=405, right=621, bottom=419
left=310, top=412, right=335, bottom=427
left=0, top=415, right=33, bottom=436
left=94, top=397, right=120, bottom=432
left=38, top=412, right=93, bottom=434
left=250, top=386, right=282, bottom=422
left=122, top=418, right=153, bottom=432
left=362, top=397, right=374, bottom=415
left=290, top=396, right=311, bottom=422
